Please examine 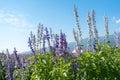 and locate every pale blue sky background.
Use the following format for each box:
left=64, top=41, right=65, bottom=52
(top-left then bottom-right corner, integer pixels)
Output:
left=0, top=0, right=120, bottom=53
